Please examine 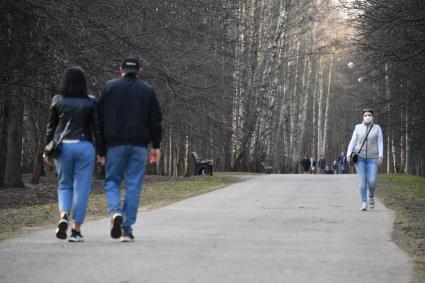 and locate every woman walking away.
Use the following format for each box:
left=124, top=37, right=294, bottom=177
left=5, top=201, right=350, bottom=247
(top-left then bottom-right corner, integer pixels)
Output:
left=44, top=67, right=104, bottom=241
left=347, top=109, right=384, bottom=211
